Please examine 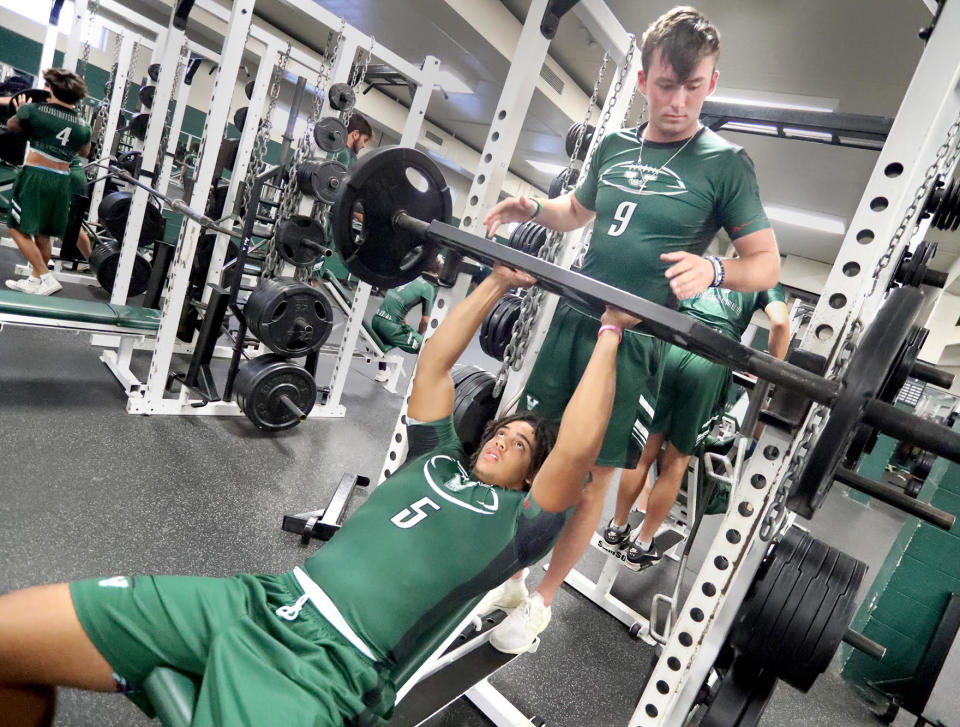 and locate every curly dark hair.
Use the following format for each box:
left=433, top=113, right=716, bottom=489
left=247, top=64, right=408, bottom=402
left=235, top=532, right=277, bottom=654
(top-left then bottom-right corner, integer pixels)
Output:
left=469, top=411, right=559, bottom=490
left=43, top=68, right=87, bottom=105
